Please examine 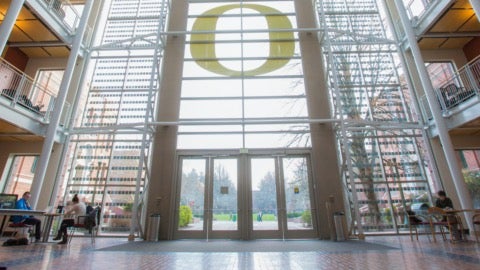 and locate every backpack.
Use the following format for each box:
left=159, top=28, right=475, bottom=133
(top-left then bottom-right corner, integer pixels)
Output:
left=85, top=206, right=100, bottom=232
left=2, top=237, right=29, bottom=246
